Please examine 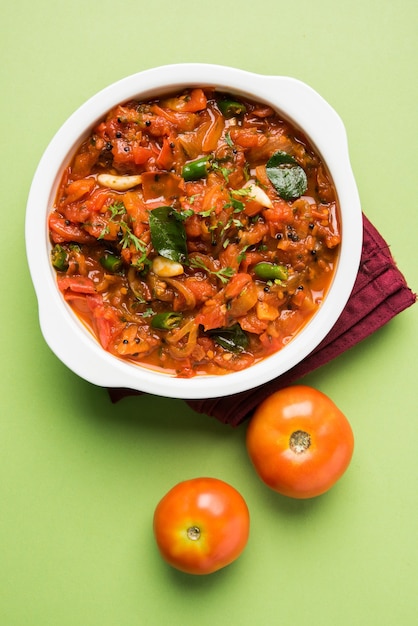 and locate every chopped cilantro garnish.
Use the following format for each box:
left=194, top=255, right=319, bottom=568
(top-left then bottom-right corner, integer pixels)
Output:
left=98, top=201, right=126, bottom=240
left=224, top=131, right=234, bottom=148
left=176, top=208, right=194, bottom=221
left=224, top=188, right=252, bottom=213
left=97, top=225, right=110, bottom=240
left=108, top=201, right=126, bottom=218
left=190, top=256, right=235, bottom=284
left=198, top=208, right=215, bottom=218
left=211, top=159, right=232, bottom=182
left=237, top=244, right=250, bottom=263
left=120, top=223, right=140, bottom=250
